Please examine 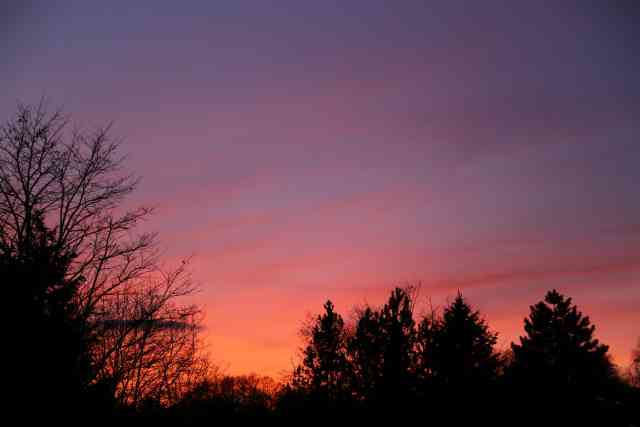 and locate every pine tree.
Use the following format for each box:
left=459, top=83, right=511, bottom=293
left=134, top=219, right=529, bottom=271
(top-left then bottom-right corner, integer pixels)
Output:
left=378, top=287, right=417, bottom=397
left=348, top=306, right=384, bottom=401
left=415, top=308, right=438, bottom=387
left=510, top=289, right=614, bottom=392
left=347, top=287, right=417, bottom=405
left=425, top=292, right=499, bottom=389
left=294, top=300, right=350, bottom=402
left=2, top=212, right=94, bottom=418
